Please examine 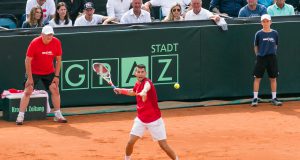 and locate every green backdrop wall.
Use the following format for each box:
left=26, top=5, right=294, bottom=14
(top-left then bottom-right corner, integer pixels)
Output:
left=1, top=18, right=300, bottom=107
